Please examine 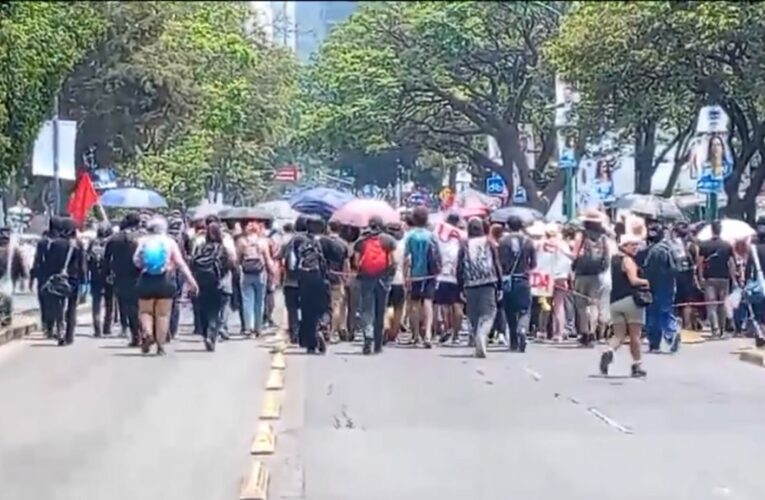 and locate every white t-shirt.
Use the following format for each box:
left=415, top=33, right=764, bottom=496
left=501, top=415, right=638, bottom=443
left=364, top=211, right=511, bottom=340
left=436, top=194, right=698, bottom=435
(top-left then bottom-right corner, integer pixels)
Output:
left=392, top=235, right=408, bottom=285
left=437, top=238, right=461, bottom=284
